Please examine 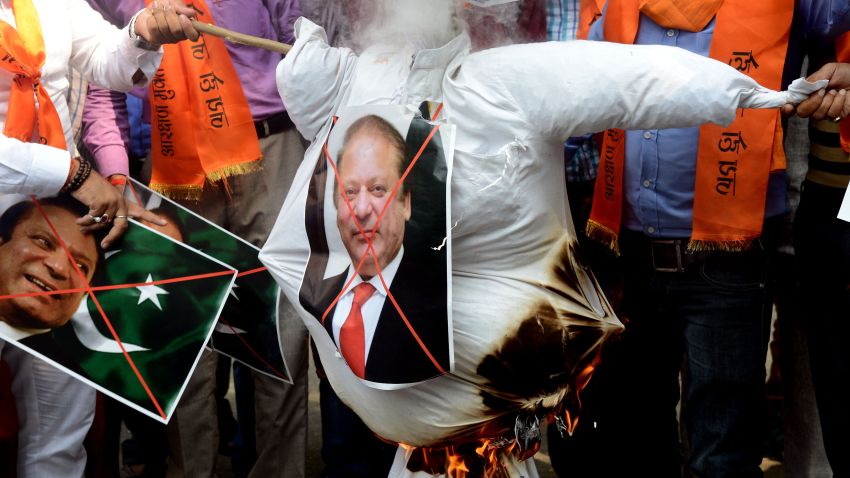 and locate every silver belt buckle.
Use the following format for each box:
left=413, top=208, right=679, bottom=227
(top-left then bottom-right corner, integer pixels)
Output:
left=651, top=239, right=685, bottom=273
